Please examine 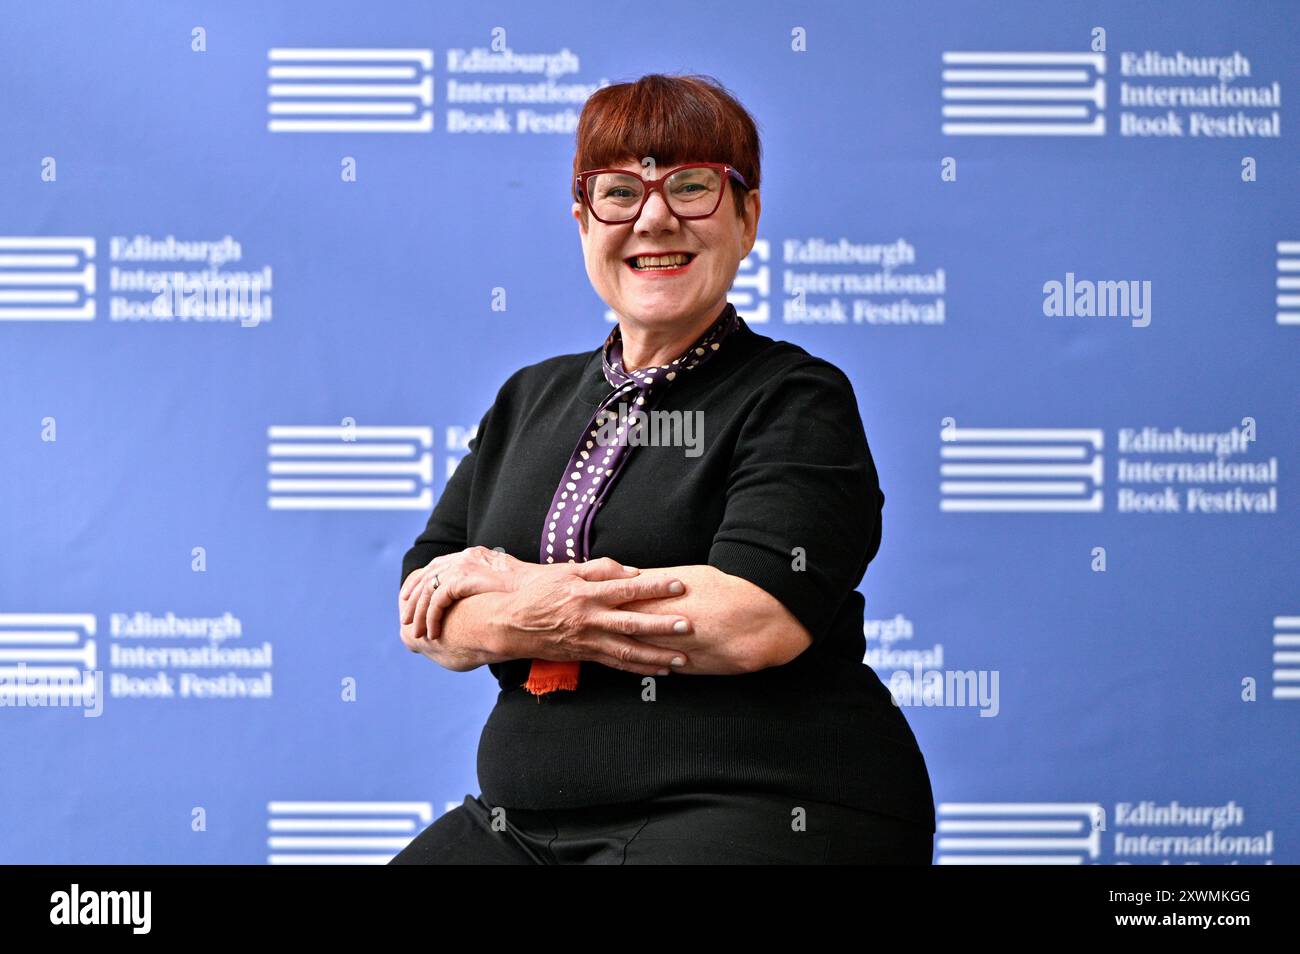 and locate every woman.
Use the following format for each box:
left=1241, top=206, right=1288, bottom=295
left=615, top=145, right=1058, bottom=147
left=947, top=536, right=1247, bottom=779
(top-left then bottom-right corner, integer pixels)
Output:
left=390, top=74, right=936, bottom=864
